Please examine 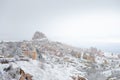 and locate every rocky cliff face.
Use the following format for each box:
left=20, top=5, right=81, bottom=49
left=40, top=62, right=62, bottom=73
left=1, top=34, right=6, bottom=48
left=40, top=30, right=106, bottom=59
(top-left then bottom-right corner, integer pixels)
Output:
left=32, top=31, right=46, bottom=40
